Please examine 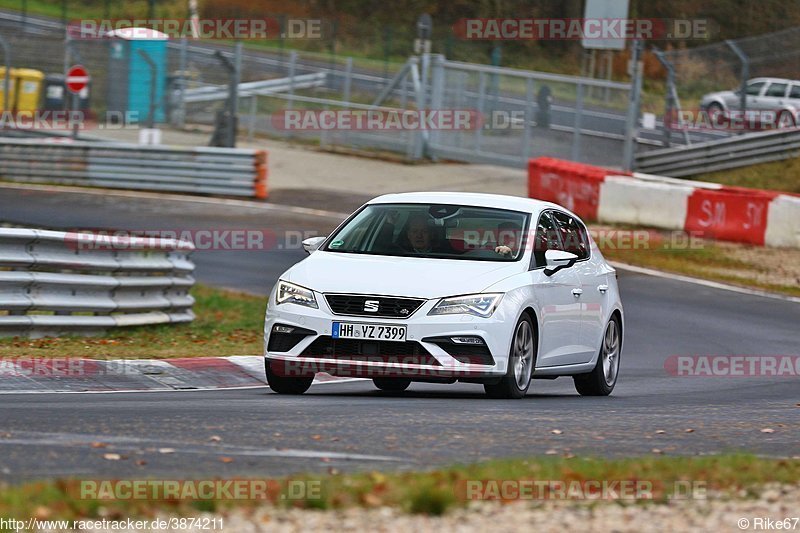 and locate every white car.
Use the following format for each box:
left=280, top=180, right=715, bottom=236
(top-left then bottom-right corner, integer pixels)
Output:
left=264, top=192, right=623, bottom=399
